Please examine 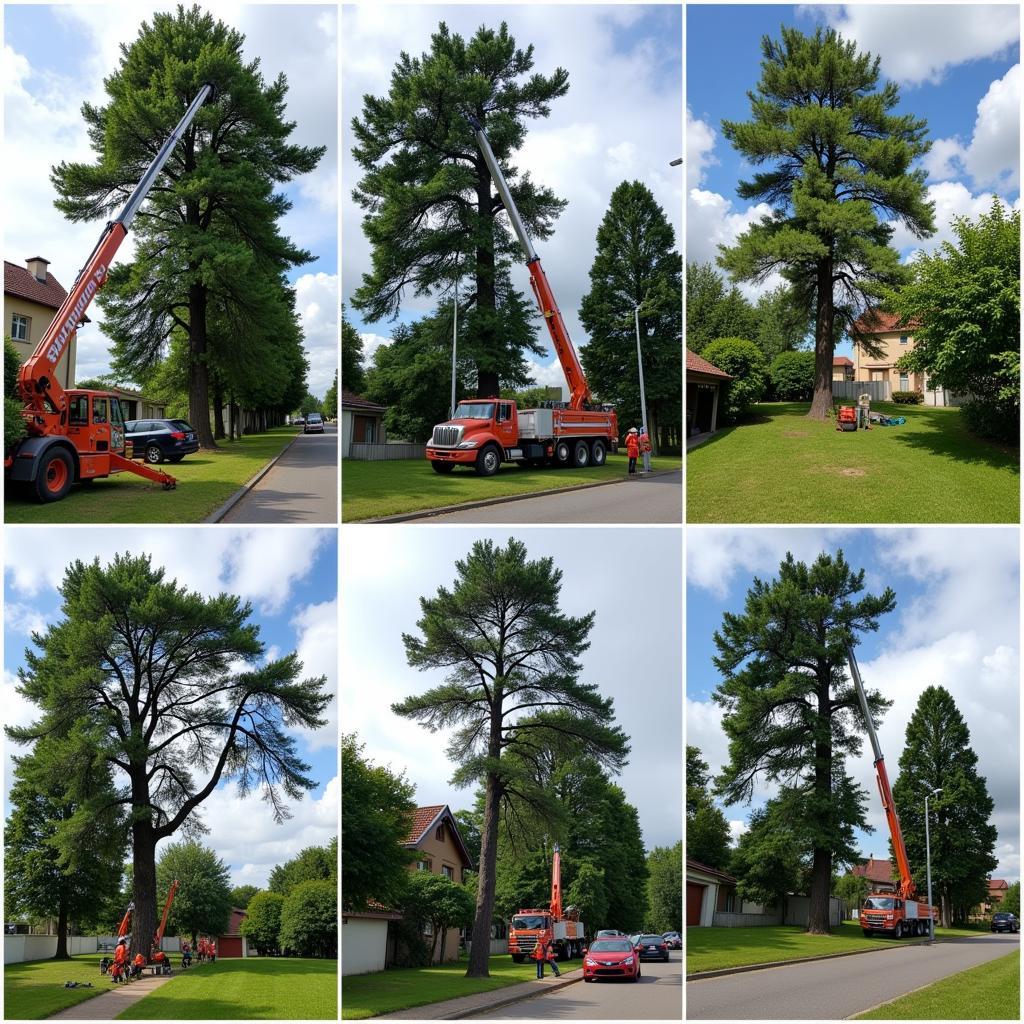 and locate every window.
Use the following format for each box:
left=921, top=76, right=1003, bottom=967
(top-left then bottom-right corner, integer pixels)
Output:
left=442, top=865, right=454, bottom=880
left=11, top=313, right=29, bottom=342
left=899, top=334, right=908, bottom=345
left=436, top=824, right=445, bottom=842
left=92, top=398, right=108, bottom=424
left=416, top=859, right=431, bottom=872
left=497, top=403, right=512, bottom=422
left=899, top=373, right=909, bottom=391
left=69, top=395, right=89, bottom=426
